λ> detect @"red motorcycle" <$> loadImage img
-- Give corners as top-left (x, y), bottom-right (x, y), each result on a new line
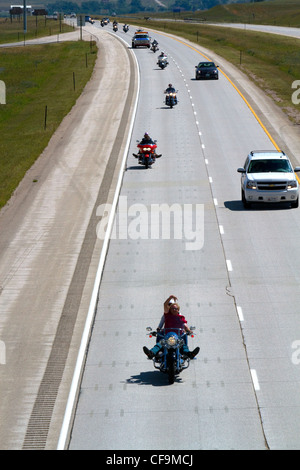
top-left (133, 139), bottom-right (161, 169)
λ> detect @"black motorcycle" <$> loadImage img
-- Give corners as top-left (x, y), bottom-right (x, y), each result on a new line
top-left (157, 56), bottom-right (168, 69)
top-left (165, 89), bottom-right (178, 108)
top-left (151, 40), bottom-right (159, 53)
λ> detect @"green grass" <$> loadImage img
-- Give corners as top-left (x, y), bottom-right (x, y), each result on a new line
top-left (200, 0), bottom-right (300, 27)
top-left (0, 15), bottom-right (74, 44)
top-left (134, 0), bottom-right (300, 27)
top-left (0, 40), bottom-right (97, 208)
top-left (123, 17), bottom-right (300, 127)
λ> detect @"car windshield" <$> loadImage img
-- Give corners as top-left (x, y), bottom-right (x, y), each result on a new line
top-left (198, 62), bottom-right (215, 68)
top-left (247, 159), bottom-right (293, 173)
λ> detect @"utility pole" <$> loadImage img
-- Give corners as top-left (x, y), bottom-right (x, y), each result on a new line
top-left (23, 0), bottom-right (27, 33)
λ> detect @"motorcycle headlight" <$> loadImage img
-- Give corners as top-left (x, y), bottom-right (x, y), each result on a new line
top-left (144, 147), bottom-right (151, 151)
top-left (167, 336), bottom-right (177, 347)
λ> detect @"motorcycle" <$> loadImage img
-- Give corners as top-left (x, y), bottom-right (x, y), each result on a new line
top-left (133, 140), bottom-right (160, 169)
top-left (123, 24), bottom-right (129, 33)
top-left (157, 56), bottom-right (168, 69)
top-left (146, 327), bottom-right (196, 384)
top-left (165, 89), bottom-right (178, 108)
top-left (113, 24), bottom-right (118, 32)
top-left (151, 40), bottom-right (159, 53)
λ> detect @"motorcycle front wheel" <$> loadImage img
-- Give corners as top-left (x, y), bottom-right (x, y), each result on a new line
top-left (167, 355), bottom-right (176, 384)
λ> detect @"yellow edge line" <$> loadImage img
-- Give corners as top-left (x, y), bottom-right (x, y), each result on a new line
top-left (153, 30), bottom-right (300, 182)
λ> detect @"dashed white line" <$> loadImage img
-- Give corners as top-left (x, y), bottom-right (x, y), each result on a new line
top-left (226, 259), bottom-right (233, 271)
top-left (237, 305), bottom-right (244, 322)
top-left (250, 369), bottom-right (260, 391)
top-left (219, 225), bottom-right (224, 235)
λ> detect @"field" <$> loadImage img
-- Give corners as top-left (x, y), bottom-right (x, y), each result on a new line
top-left (0, 15), bottom-right (74, 43)
top-left (197, 0), bottom-right (300, 27)
top-left (0, 17), bottom-right (97, 208)
top-left (142, 0), bottom-right (300, 27)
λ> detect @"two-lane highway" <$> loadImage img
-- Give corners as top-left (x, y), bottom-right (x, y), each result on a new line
top-left (67, 24), bottom-right (300, 449)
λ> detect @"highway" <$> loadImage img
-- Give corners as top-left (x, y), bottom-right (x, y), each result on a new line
top-left (66, 24), bottom-right (300, 450)
top-left (207, 23), bottom-right (300, 39)
top-left (0, 25), bottom-right (138, 449)
top-left (0, 20), bottom-right (300, 450)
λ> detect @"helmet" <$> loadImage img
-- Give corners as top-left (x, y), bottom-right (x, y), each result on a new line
top-left (168, 84), bottom-right (172, 87)
top-left (144, 132), bottom-right (150, 138)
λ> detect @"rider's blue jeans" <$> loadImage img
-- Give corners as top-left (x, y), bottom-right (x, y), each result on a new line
top-left (150, 333), bottom-right (190, 356)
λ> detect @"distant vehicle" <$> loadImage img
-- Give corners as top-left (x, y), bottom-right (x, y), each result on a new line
top-left (237, 150), bottom-right (300, 208)
top-left (85, 15), bottom-right (95, 24)
top-left (132, 31), bottom-right (151, 48)
top-left (195, 61), bottom-right (219, 80)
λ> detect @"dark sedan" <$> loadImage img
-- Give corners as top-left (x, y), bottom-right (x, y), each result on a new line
top-left (195, 61), bottom-right (219, 80)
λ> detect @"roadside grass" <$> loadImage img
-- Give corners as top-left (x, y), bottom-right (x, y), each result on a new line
top-left (141, 0), bottom-right (300, 27)
top-left (0, 40), bottom-right (97, 208)
top-left (0, 15), bottom-right (74, 44)
top-left (124, 18), bottom-right (300, 125)
top-left (192, 0), bottom-right (300, 27)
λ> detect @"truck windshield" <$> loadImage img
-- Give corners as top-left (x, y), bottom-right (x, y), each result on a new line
top-left (248, 159), bottom-right (292, 173)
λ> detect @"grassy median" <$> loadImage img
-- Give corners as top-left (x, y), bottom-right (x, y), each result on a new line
top-left (0, 40), bottom-right (97, 209)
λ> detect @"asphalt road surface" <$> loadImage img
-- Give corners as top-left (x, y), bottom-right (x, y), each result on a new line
top-left (0, 25), bottom-right (138, 449)
top-left (207, 23), bottom-right (300, 39)
top-left (67, 24), bottom-right (300, 450)
top-left (1, 21), bottom-right (300, 451)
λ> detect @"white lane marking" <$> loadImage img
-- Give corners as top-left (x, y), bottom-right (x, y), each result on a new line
top-left (56, 37), bottom-right (140, 451)
top-left (219, 225), bottom-right (224, 235)
top-left (226, 259), bottom-right (233, 271)
top-left (237, 306), bottom-right (244, 322)
top-left (251, 369), bottom-right (260, 391)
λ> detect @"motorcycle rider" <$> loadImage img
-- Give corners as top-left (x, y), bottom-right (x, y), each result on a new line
top-left (143, 295), bottom-right (200, 360)
top-left (133, 133), bottom-right (162, 159)
top-left (165, 83), bottom-right (177, 105)
top-left (140, 132), bottom-right (154, 145)
top-left (158, 51), bottom-right (167, 60)
top-left (165, 83), bottom-right (175, 93)
top-left (151, 39), bottom-right (159, 51)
